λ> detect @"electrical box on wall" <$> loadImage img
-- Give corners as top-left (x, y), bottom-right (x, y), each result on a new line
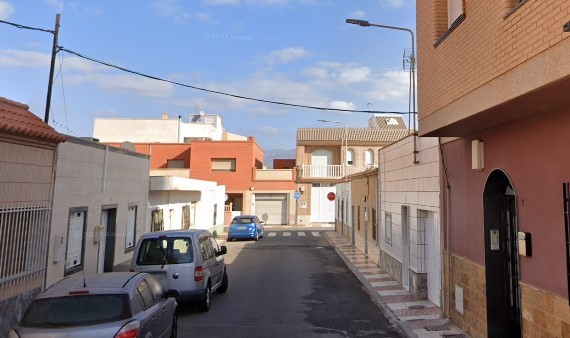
top-left (518, 232), bottom-right (532, 256)
top-left (53, 234), bottom-right (65, 263)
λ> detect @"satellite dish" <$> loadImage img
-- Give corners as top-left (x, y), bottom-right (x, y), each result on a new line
top-left (199, 111), bottom-right (205, 116)
top-left (120, 141), bottom-right (135, 152)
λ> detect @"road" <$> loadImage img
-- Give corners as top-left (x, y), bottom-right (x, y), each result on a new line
top-left (177, 228), bottom-right (404, 338)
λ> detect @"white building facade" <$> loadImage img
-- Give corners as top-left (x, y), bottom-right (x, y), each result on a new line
top-left (46, 137), bottom-right (150, 287)
top-left (378, 136), bottom-right (441, 305)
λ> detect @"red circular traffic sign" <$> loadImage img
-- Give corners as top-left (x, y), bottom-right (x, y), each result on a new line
top-left (327, 192), bottom-right (336, 201)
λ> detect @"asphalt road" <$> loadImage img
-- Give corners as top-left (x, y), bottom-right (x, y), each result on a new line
top-left (177, 228), bottom-right (404, 338)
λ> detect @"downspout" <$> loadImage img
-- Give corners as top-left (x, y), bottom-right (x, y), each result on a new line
top-left (102, 145), bottom-right (108, 192)
top-left (43, 145), bottom-right (59, 290)
top-left (439, 138), bottom-right (452, 317)
top-left (177, 115), bottom-right (182, 143)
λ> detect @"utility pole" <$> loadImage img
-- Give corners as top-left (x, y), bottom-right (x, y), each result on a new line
top-left (44, 13), bottom-right (60, 123)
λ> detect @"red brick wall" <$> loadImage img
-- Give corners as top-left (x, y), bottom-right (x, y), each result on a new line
top-left (273, 159), bottom-right (296, 169)
top-left (417, 0), bottom-right (570, 120)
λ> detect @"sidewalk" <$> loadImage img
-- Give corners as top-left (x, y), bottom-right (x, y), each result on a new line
top-left (323, 231), bottom-right (468, 338)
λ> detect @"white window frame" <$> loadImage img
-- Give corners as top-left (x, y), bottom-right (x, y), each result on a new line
top-left (346, 149), bottom-right (355, 166)
top-left (365, 149), bottom-right (374, 166)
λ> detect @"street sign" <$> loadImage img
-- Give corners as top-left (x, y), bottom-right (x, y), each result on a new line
top-left (293, 192), bottom-right (301, 200)
top-left (327, 192), bottom-right (336, 201)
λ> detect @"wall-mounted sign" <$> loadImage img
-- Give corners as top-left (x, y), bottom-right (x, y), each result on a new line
top-left (293, 192), bottom-right (301, 200)
top-left (300, 202), bottom-right (307, 209)
top-left (327, 192), bottom-right (336, 201)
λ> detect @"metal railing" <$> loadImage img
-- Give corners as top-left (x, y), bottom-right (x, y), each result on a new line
top-left (297, 164), bottom-right (378, 179)
top-left (0, 202), bottom-right (51, 300)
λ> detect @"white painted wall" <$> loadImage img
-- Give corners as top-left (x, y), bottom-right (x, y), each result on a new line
top-left (47, 138), bottom-right (150, 287)
top-left (148, 177), bottom-right (225, 231)
top-left (378, 136), bottom-right (440, 275)
top-left (93, 115), bottom-right (228, 143)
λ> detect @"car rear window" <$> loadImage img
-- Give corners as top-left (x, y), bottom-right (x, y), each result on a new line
top-left (137, 237), bottom-right (194, 265)
top-left (232, 218), bottom-right (254, 224)
top-left (20, 294), bottom-right (130, 327)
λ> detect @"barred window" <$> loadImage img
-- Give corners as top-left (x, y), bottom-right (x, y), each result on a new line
top-left (151, 209), bottom-right (164, 232)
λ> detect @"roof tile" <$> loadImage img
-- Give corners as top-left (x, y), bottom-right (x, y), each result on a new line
top-left (0, 97), bottom-right (66, 143)
top-left (297, 127), bottom-right (409, 143)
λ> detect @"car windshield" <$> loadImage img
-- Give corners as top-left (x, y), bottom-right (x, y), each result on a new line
top-left (232, 218), bottom-right (254, 224)
top-left (137, 237), bottom-right (194, 265)
top-left (20, 294), bottom-right (130, 328)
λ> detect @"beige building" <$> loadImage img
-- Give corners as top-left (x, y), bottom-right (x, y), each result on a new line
top-left (0, 98), bottom-right (66, 336)
top-left (296, 115), bottom-right (408, 225)
top-left (46, 137), bottom-right (150, 287)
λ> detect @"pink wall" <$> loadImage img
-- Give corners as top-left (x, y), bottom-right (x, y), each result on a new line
top-left (443, 106), bottom-right (570, 298)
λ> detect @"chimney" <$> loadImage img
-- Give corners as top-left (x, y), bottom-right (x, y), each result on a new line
top-left (161, 112), bottom-right (169, 120)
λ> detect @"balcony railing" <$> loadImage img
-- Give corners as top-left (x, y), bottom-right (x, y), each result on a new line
top-left (297, 164), bottom-right (378, 180)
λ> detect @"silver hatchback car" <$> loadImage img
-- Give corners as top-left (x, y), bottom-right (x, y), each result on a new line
top-left (9, 272), bottom-right (177, 338)
top-left (130, 229), bottom-right (228, 311)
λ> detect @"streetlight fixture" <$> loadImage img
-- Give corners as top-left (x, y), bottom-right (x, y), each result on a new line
top-left (317, 119), bottom-right (354, 244)
top-left (346, 18), bottom-right (419, 164)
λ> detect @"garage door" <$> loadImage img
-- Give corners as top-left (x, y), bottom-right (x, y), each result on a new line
top-left (255, 194), bottom-right (287, 225)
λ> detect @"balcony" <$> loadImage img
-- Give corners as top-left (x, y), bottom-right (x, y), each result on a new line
top-left (297, 164), bottom-right (378, 180)
top-left (253, 169), bottom-right (295, 181)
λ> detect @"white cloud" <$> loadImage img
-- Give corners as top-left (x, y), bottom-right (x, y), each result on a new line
top-left (268, 47), bottom-right (309, 64)
top-left (257, 126), bottom-right (280, 135)
top-left (364, 70), bottom-right (410, 101)
top-left (0, 1), bottom-right (14, 20)
top-left (381, 0), bottom-right (405, 8)
top-left (0, 50), bottom-right (49, 68)
top-left (43, 0), bottom-right (64, 12)
top-left (66, 73), bottom-right (174, 98)
top-left (329, 100), bottom-right (356, 111)
top-left (305, 61), bottom-right (371, 84)
top-left (349, 10), bottom-right (365, 19)
top-left (301, 67), bottom-right (329, 80)
top-left (152, 0), bottom-right (190, 22)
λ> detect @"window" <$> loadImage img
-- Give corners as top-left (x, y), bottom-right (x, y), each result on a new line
top-left (211, 158), bottom-right (236, 172)
top-left (365, 149), bottom-right (374, 166)
top-left (136, 279), bottom-right (155, 309)
top-left (65, 208), bottom-right (87, 276)
top-left (209, 237), bottom-right (219, 257)
top-left (182, 205), bottom-right (191, 229)
top-left (125, 205), bottom-right (137, 251)
top-left (136, 237), bottom-right (194, 265)
top-left (372, 208), bottom-right (377, 241)
top-left (151, 209), bottom-right (164, 232)
top-left (385, 213), bottom-right (392, 245)
top-left (346, 149), bottom-right (354, 166)
top-left (167, 159), bottom-right (184, 168)
top-left (447, 0), bottom-right (464, 27)
top-left (357, 205), bottom-right (361, 231)
top-left (200, 237), bottom-right (214, 260)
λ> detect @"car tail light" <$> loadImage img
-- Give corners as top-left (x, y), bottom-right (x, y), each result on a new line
top-left (194, 266), bottom-right (203, 281)
top-left (115, 320), bottom-right (140, 338)
top-left (8, 329), bottom-right (20, 338)
top-left (129, 269), bottom-right (134, 272)
top-left (68, 290), bottom-right (89, 295)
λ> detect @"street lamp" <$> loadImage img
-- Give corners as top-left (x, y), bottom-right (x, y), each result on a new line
top-left (317, 119), bottom-right (354, 244)
top-left (346, 18), bottom-right (418, 165)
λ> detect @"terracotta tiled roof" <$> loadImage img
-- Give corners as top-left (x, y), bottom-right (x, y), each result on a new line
top-left (0, 97), bottom-right (66, 143)
top-left (297, 127), bottom-right (409, 143)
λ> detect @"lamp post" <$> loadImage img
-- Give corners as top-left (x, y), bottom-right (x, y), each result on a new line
top-left (317, 119), bottom-right (353, 244)
top-left (346, 18), bottom-right (418, 165)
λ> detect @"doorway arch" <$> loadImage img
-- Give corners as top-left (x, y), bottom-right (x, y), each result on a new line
top-left (483, 169), bottom-right (521, 337)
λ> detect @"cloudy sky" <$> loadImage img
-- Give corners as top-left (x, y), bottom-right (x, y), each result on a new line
top-left (0, 0), bottom-right (416, 150)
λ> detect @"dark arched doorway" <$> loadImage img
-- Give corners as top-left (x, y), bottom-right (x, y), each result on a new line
top-left (483, 169), bottom-right (521, 337)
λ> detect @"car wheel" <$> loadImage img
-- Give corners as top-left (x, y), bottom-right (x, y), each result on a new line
top-left (170, 312), bottom-right (178, 338)
top-left (227, 236), bottom-right (233, 242)
top-left (200, 283), bottom-right (211, 312)
top-left (217, 270), bottom-right (229, 294)
top-left (254, 231), bottom-right (259, 241)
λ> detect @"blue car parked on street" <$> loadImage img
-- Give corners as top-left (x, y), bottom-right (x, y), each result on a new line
top-left (228, 215), bottom-right (264, 241)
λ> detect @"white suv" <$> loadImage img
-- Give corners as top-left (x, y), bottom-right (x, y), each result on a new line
top-left (130, 229), bottom-right (228, 311)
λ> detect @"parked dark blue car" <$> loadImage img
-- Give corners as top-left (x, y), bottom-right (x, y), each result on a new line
top-left (228, 215), bottom-right (264, 241)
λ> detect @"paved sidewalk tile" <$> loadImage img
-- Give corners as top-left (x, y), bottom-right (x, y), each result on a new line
top-left (323, 231), bottom-right (468, 338)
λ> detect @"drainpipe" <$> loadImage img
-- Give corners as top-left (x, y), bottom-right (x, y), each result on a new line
top-left (439, 138), bottom-right (452, 317)
top-left (43, 145), bottom-right (59, 290)
top-left (102, 145), bottom-right (108, 192)
top-left (177, 115), bottom-right (182, 143)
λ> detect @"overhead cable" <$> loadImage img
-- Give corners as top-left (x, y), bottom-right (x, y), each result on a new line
top-left (0, 18), bottom-right (54, 34)
top-left (58, 47), bottom-right (410, 115)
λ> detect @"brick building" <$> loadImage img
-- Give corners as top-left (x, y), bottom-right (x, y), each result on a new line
top-left (417, 0), bottom-right (570, 336)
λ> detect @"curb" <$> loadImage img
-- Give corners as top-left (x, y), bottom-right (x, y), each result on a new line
top-left (323, 232), bottom-right (418, 338)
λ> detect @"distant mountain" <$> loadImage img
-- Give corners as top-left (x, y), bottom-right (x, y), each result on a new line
top-left (263, 149), bottom-right (296, 169)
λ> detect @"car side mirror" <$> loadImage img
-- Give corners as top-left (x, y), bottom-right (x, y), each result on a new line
top-left (217, 246), bottom-right (227, 256)
top-left (165, 289), bottom-right (178, 299)
top-left (260, 221), bottom-right (264, 224)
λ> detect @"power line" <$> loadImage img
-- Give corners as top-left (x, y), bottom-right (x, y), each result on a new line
top-left (0, 18), bottom-right (54, 34)
top-left (57, 47), bottom-right (410, 115)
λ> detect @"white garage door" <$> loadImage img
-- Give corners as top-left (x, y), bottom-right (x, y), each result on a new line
top-left (255, 194), bottom-right (287, 225)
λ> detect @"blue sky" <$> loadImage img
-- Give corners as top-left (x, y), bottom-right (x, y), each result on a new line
top-left (0, 0), bottom-right (416, 150)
